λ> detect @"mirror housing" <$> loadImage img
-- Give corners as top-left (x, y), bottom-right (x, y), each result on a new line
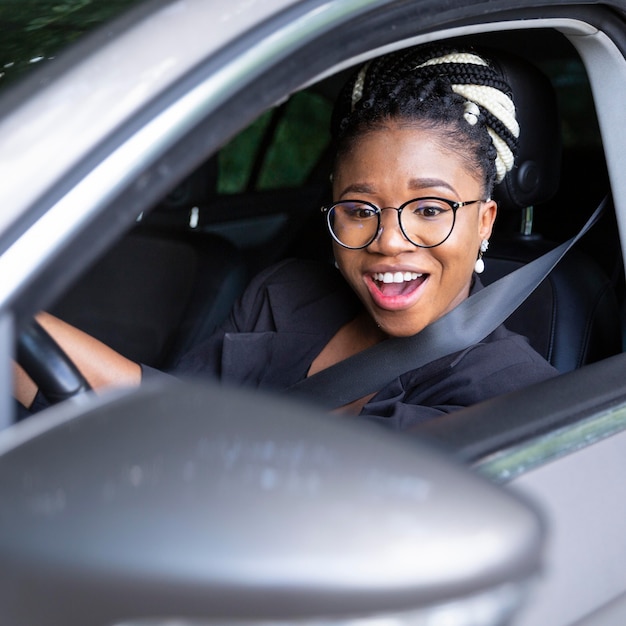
top-left (0, 381), bottom-right (544, 625)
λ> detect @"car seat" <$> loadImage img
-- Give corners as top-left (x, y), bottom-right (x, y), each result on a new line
top-left (483, 50), bottom-right (622, 372)
top-left (49, 162), bottom-right (248, 371)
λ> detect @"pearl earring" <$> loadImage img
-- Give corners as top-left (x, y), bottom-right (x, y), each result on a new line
top-left (474, 239), bottom-right (489, 274)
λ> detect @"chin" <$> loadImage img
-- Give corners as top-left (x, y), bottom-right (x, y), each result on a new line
top-left (375, 314), bottom-right (428, 338)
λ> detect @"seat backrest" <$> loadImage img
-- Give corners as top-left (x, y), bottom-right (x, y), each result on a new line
top-left (482, 240), bottom-right (621, 371)
top-left (50, 228), bottom-right (248, 370)
top-left (482, 49), bottom-right (622, 372)
top-left (50, 153), bottom-right (249, 370)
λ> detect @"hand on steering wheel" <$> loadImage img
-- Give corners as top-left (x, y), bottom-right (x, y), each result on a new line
top-left (17, 319), bottom-right (91, 405)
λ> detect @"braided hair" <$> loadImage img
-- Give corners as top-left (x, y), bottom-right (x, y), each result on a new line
top-left (331, 46), bottom-right (520, 197)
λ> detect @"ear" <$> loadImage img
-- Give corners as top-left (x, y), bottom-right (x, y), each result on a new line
top-left (478, 200), bottom-right (498, 240)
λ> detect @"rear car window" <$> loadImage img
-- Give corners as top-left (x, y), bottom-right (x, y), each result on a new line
top-left (218, 90), bottom-right (333, 193)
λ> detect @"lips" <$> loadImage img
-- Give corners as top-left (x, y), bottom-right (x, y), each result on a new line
top-left (366, 269), bottom-right (428, 309)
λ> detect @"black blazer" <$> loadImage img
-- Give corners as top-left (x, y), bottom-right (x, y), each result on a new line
top-left (171, 258), bottom-right (557, 430)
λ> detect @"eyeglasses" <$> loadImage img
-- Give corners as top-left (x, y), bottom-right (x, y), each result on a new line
top-left (321, 197), bottom-right (484, 249)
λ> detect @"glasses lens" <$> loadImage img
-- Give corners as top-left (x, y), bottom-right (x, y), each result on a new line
top-left (400, 198), bottom-right (456, 247)
top-left (328, 202), bottom-right (379, 248)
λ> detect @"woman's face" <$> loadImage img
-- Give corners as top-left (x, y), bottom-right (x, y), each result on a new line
top-left (332, 122), bottom-right (497, 337)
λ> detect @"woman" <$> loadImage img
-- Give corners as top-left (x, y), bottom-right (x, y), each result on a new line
top-left (16, 45), bottom-right (557, 428)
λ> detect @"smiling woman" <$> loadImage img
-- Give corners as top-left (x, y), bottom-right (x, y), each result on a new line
top-left (326, 48), bottom-right (514, 342)
top-left (15, 42), bottom-right (558, 428)
top-left (329, 126), bottom-right (495, 338)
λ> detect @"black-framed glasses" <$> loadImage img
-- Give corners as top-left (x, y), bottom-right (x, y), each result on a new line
top-left (322, 197), bottom-right (484, 250)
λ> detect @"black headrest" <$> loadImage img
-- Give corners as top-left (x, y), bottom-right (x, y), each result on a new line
top-left (488, 50), bottom-right (561, 211)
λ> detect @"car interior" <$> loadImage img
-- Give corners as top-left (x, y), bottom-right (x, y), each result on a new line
top-left (40, 27), bottom-right (624, 412)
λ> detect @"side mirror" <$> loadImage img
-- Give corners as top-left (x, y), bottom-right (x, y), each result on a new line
top-left (0, 380), bottom-right (544, 625)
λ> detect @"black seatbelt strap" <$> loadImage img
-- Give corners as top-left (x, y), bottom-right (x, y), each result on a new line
top-left (286, 197), bottom-right (607, 408)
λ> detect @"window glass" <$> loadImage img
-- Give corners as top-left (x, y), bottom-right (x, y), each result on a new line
top-left (537, 57), bottom-right (601, 148)
top-left (257, 91), bottom-right (332, 190)
top-left (218, 91), bottom-right (332, 194)
top-left (217, 110), bottom-right (272, 194)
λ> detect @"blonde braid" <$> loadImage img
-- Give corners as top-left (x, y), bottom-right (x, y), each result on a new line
top-left (334, 45), bottom-right (521, 192)
top-left (415, 52), bottom-right (520, 183)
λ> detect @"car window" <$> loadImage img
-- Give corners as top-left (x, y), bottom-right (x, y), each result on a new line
top-left (531, 53), bottom-right (610, 260)
top-left (218, 90), bottom-right (333, 194)
top-left (0, 0), bottom-right (142, 90)
top-left (540, 56), bottom-right (602, 150)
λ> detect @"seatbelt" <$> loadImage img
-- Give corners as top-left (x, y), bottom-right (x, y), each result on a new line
top-left (286, 197), bottom-right (607, 408)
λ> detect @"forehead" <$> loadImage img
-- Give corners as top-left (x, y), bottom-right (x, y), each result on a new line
top-left (333, 125), bottom-right (484, 194)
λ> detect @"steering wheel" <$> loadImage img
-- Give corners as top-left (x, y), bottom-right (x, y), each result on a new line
top-left (17, 320), bottom-right (91, 405)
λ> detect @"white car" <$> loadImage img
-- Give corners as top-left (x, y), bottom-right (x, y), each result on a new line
top-left (0, 1), bottom-right (625, 624)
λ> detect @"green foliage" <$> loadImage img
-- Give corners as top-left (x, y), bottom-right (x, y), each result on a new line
top-left (218, 92), bottom-right (332, 194)
top-left (0, 0), bottom-right (140, 87)
top-left (258, 91), bottom-right (332, 190)
top-left (218, 111), bottom-right (273, 195)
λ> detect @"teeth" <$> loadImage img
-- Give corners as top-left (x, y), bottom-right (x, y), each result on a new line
top-left (374, 271), bottom-right (422, 283)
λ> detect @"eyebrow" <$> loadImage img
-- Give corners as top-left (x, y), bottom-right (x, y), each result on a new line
top-left (408, 177), bottom-right (458, 195)
top-left (337, 183), bottom-right (375, 197)
top-left (338, 178), bottom-right (459, 199)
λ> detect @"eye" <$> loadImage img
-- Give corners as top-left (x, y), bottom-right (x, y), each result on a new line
top-left (410, 199), bottom-right (451, 218)
top-left (340, 203), bottom-right (378, 219)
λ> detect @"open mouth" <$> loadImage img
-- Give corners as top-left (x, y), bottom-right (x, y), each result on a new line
top-left (372, 271), bottom-right (426, 297)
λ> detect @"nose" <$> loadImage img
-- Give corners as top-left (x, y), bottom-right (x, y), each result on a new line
top-left (368, 207), bottom-right (414, 254)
